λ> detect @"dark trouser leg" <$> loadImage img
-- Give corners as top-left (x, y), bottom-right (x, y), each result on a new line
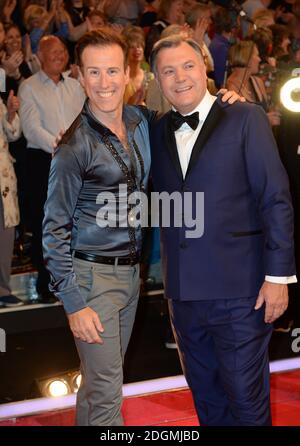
top-left (169, 297), bottom-right (272, 426)
top-left (169, 299), bottom-right (234, 426)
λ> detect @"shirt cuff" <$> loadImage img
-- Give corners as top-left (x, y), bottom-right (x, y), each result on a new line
top-left (265, 275), bottom-right (297, 284)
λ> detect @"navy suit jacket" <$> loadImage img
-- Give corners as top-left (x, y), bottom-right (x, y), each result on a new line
top-left (150, 96), bottom-right (295, 301)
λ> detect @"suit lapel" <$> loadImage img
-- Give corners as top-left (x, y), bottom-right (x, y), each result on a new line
top-left (162, 101), bottom-right (225, 182)
top-left (163, 112), bottom-right (184, 181)
top-left (186, 100), bottom-right (225, 177)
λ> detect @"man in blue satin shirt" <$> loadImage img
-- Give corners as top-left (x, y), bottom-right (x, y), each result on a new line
top-left (43, 28), bottom-right (241, 426)
top-left (43, 28), bottom-right (152, 426)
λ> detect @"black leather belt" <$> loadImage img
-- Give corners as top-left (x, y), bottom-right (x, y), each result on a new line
top-left (74, 251), bottom-right (139, 266)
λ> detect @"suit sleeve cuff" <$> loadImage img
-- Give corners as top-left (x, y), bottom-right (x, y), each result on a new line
top-left (265, 275), bottom-right (297, 284)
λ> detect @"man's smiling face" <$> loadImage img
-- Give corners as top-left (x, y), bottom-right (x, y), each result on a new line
top-left (79, 44), bottom-right (129, 120)
top-left (156, 41), bottom-right (207, 114)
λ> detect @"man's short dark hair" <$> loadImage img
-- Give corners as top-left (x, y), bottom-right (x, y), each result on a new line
top-left (150, 35), bottom-right (204, 75)
top-left (75, 27), bottom-right (128, 68)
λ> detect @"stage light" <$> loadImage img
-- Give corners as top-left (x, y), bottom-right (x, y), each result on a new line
top-left (46, 379), bottom-right (70, 397)
top-left (71, 372), bottom-right (82, 393)
top-left (35, 370), bottom-right (81, 398)
top-left (280, 68), bottom-right (300, 113)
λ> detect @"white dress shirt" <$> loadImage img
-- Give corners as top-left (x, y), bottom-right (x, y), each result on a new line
top-left (174, 89), bottom-right (216, 179)
top-left (174, 89), bottom-right (297, 285)
top-left (18, 70), bottom-right (86, 154)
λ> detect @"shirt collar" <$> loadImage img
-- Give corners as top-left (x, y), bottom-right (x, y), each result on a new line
top-left (39, 70), bottom-right (66, 84)
top-left (82, 100), bottom-right (142, 137)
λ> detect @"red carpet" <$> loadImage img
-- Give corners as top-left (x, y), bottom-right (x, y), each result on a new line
top-left (1, 370), bottom-right (300, 426)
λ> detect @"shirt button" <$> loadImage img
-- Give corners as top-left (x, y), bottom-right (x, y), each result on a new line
top-left (180, 242), bottom-right (187, 249)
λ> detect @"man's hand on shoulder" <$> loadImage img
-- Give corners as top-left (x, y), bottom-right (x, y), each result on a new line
top-left (218, 88), bottom-right (246, 104)
top-left (255, 281), bottom-right (289, 324)
top-left (53, 129), bottom-right (65, 152)
top-left (67, 307), bottom-right (104, 344)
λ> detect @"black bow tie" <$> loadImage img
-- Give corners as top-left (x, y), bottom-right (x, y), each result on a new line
top-left (171, 111), bottom-right (199, 131)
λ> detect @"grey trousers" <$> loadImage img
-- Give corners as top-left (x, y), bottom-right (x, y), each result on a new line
top-left (72, 257), bottom-right (140, 426)
top-left (0, 198), bottom-right (14, 297)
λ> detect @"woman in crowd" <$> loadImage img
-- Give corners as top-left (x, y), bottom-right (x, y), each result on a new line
top-left (3, 24), bottom-right (40, 93)
top-left (122, 26), bottom-right (154, 105)
top-left (0, 21), bottom-right (23, 307)
top-left (3, 24), bottom-right (38, 252)
top-left (270, 23), bottom-right (291, 62)
top-left (226, 40), bottom-right (281, 127)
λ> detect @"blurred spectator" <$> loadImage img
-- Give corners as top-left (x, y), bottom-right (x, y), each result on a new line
top-left (145, 0), bottom-right (183, 61)
top-left (242, 0), bottom-right (272, 18)
top-left (252, 8), bottom-right (275, 30)
top-left (0, 22), bottom-right (3, 62)
top-left (104, 0), bottom-right (145, 26)
top-left (252, 27), bottom-right (277, 106)
top-left (1, 0), bottom-right (17, 26)
top-left (1, 0), bottom-right (28, 36)
top-left (182, 0), bottom-right (197, 15)
top-left (227, 40), bottom-right (281, 127)
top-left (0, 90), bottom-right (23, 307)
top-left (18, 35), bottom-right (85, 303)
top-left (122, 26), bottom-right (154, 105)
top-left (139, 0), bottom-right (160, 33)
top-left (185, 2), bottom-right (214, 74)
top-left (87, 0), bottom-right (107, 12)
top-left (209, 6), bottom-right (235, 88)
top-left (0, 21), bottom-right (25, 79)
top-left (64, 0), bottom-right (89, 25)
top-left (293, 0), bottom-right (300, 18)
top-left (252, 26), bottom-right (274, 64)
top-left (242, 0), bottom-right (272, 36)
top-left (290, 3), bottom-right (300, 55)
top-left (3, 25), bottom-right (40, 247)
top-left (294, 47), bottom-right (300, 61)
top-left (23, 2), bottom-right (68, 53)
top-left (270, 23), bottom-right (291, 62)
top-left (87, 9), bottom-right (107, 29)
top-left (4, 25), bottom-right (40, 92)
top-left (270, 0), bottom-right (296, 24)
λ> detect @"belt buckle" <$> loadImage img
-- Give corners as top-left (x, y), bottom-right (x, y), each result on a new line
top-left (108, 257), bottom-right (115, 265)
top-left (130, 256), bottom-right (138, 266)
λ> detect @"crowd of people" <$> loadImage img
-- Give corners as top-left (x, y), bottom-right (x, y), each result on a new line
top-left (0, 0), bottom-right (299, 307)
top-left (0, 0), bottom-right (300, 426)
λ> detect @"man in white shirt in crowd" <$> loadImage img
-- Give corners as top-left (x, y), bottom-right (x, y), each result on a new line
top-left (104, 0), bottom-right (145, 26)
top-left (18, 35), bottom-right (85, 303)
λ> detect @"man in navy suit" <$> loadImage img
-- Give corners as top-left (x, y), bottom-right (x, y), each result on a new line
top-left (149, 35), bottom-right (296, 426)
